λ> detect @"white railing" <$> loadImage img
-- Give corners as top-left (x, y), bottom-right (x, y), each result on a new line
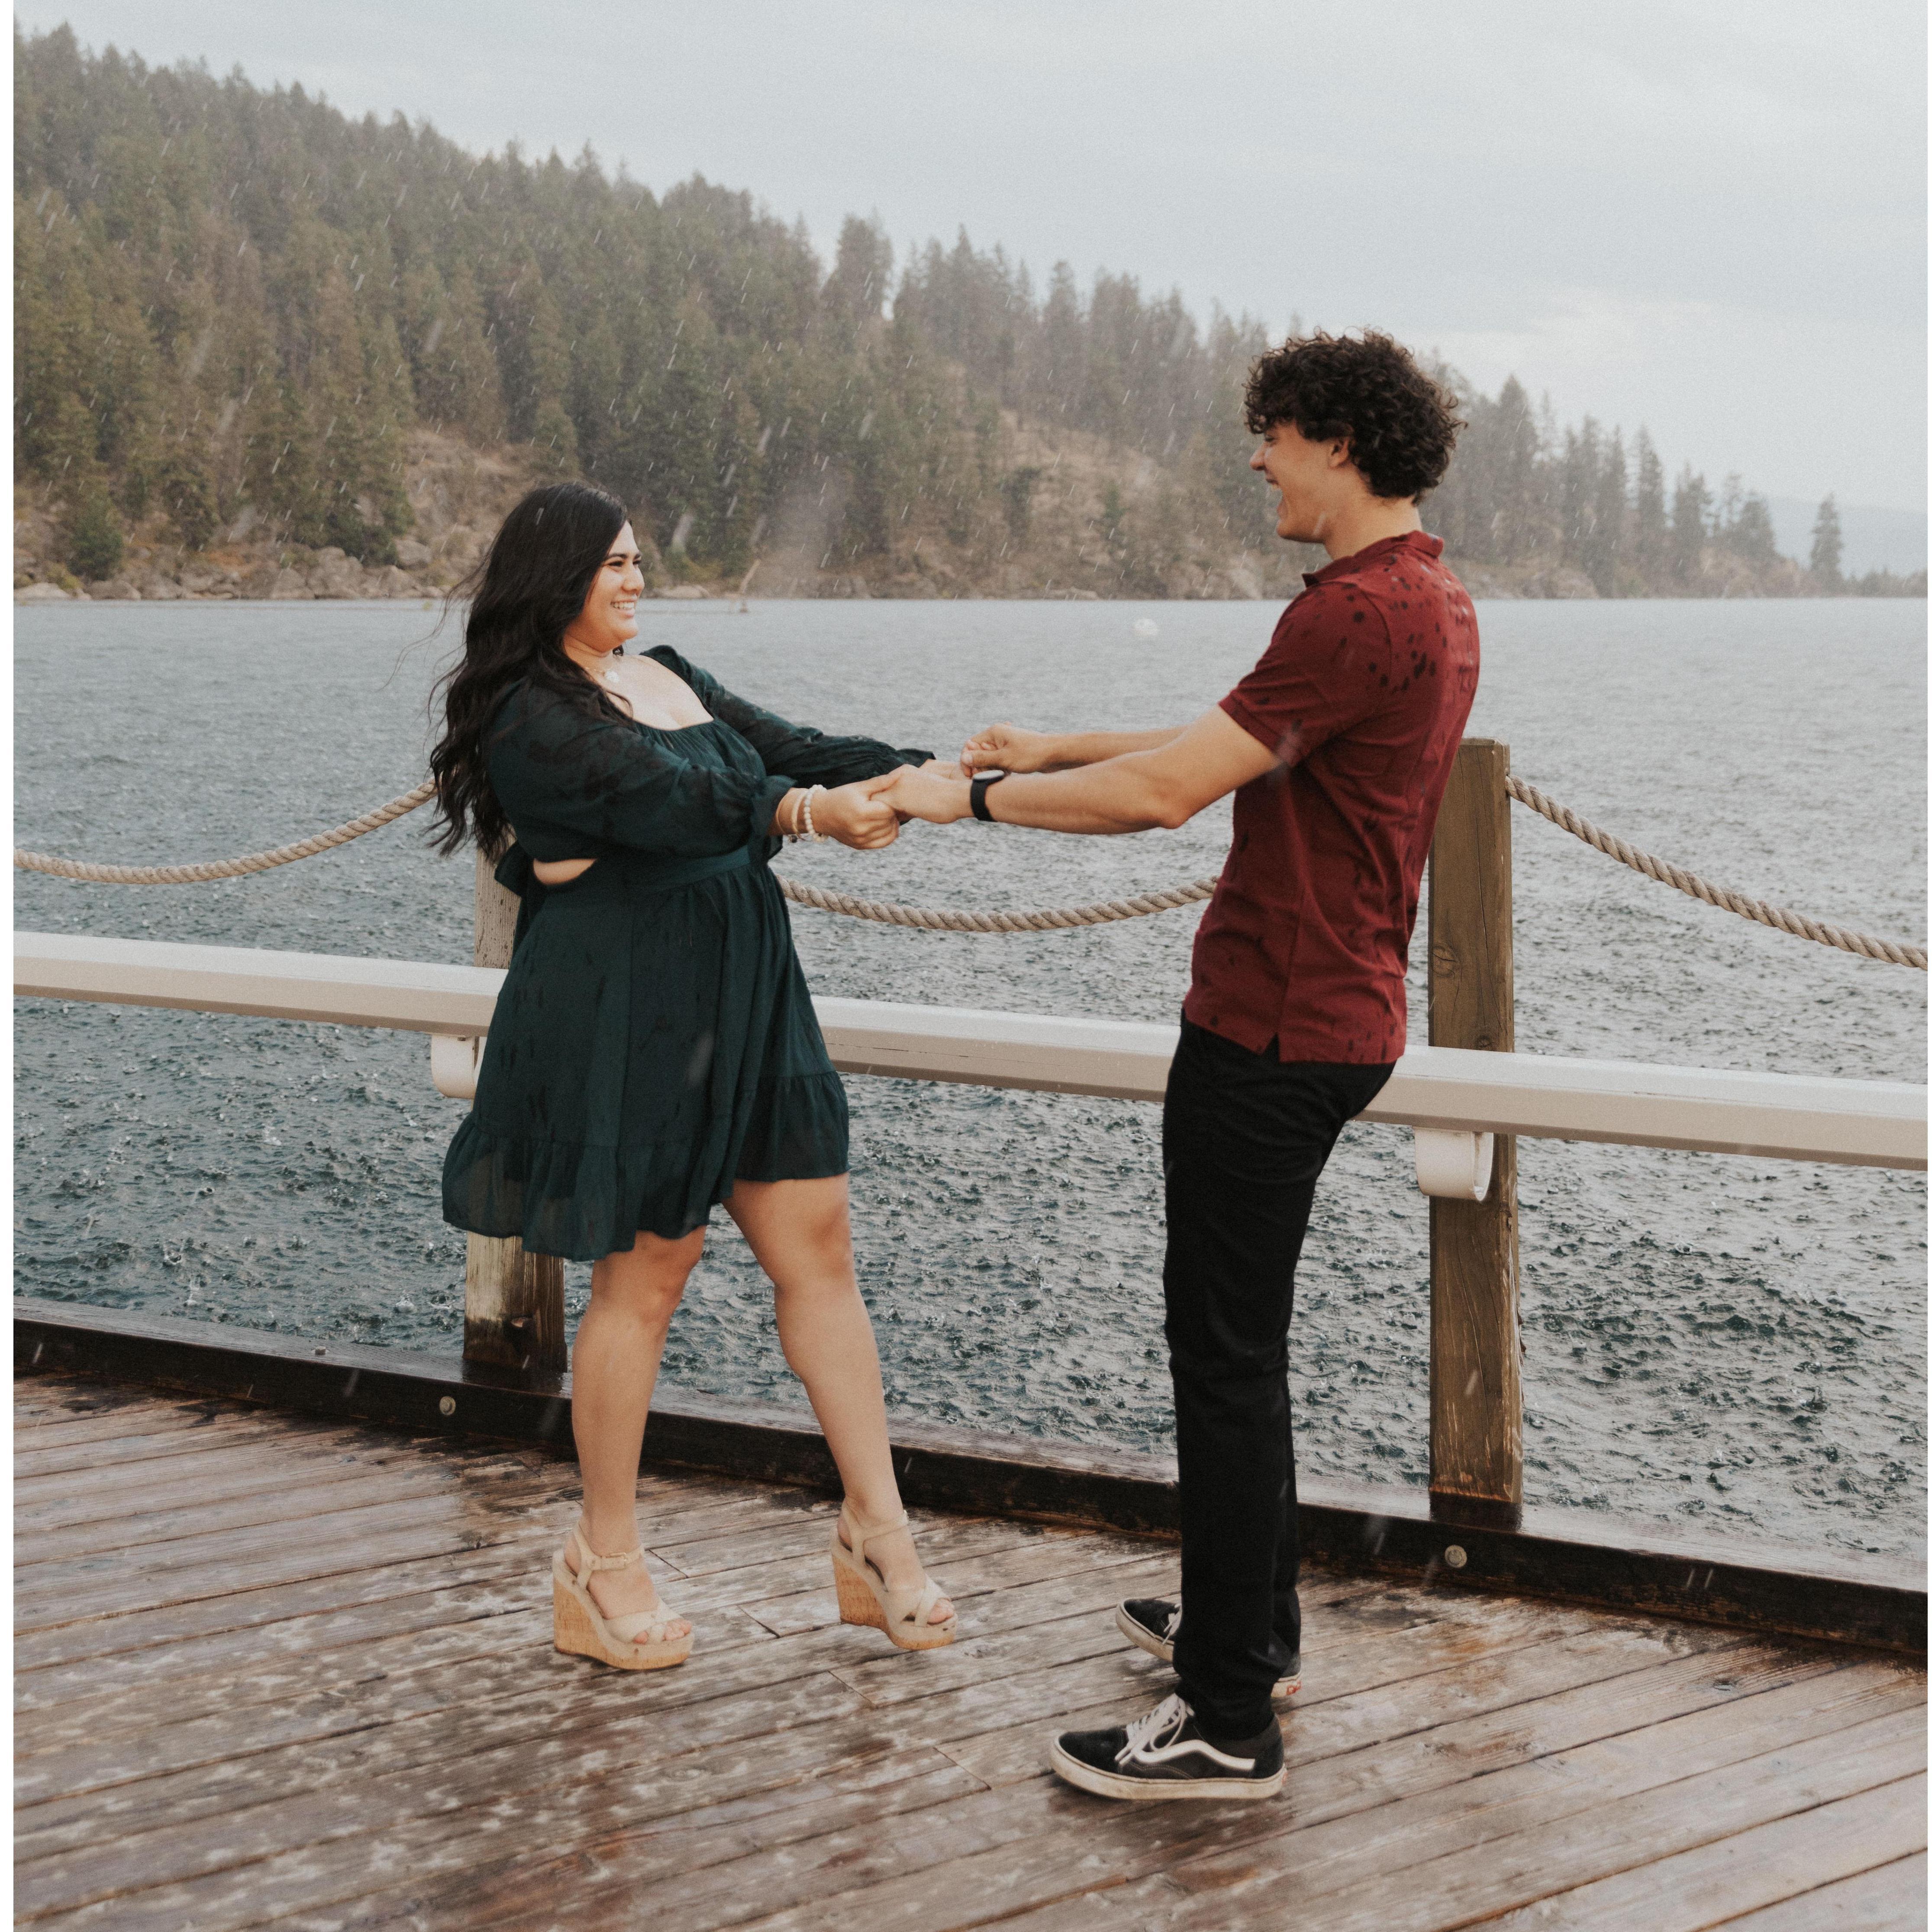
top-left (15, 930), bottom-right (1926, 1173)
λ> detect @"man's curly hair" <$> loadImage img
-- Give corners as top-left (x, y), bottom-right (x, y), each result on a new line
top-left (1244, 330), bottom-right (1464, 502)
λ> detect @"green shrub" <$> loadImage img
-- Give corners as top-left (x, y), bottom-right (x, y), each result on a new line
top-left (159, 457), bottom-right (219, 552)
top-left (68, 486), bottom-right (125, 581)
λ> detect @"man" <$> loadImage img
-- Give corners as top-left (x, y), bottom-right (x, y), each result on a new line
top-left (881, 329), bottom-right (1477, 1800)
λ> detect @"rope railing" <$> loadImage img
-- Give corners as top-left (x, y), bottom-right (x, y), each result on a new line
top-left (13, 772), bottom-right (1926, 968)
top-left (14, 782), bottom-right (439, 886)
top-left (1503, 777), bottom-right (1927, 971)
top-left (773, 874), bottom-right (1219, 933)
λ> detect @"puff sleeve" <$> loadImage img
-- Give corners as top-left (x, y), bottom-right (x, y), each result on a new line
top-left (655, 648), bottom-right (934, 785)
top-left (484, 681), bottom-right (794, 863)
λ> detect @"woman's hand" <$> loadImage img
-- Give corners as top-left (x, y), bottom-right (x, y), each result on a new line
top-left (961, 722), bottom-right (1054, 775)
top-left (874, 764), bottom-right (973, 824)
top-left (812, 774), bottom-right (903, 849)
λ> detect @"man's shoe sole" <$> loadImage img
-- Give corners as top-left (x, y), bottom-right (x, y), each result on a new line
top-left (1049, 1738), bottom-right (1286, 1802)
top-left (1115, 1602), bottom-right (1178, 1664)
top-left (1113, 1605), bottom-right (1302, 1706)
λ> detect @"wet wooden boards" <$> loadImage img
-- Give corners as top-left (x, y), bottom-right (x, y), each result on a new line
top-left (14, 1371), bottom-right (1926, 1930)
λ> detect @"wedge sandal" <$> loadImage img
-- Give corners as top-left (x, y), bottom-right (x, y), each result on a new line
top-left (829, 1505), bottom-right (957, 1651)
top-left (552, 1520), bottom-right (692, 1671)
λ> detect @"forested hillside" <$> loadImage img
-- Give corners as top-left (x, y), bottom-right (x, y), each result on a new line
top-left (15, 26), bottom-right (1918, 601)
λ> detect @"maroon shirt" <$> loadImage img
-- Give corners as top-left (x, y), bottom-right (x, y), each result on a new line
top-left (1184, 531), bottom-right (1479, 1063)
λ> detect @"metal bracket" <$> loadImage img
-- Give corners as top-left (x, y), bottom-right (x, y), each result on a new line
top-left (430, 1033), bottom-right (484, 1102)
top-left (1414, 1128), bottom-right (1494, 1201)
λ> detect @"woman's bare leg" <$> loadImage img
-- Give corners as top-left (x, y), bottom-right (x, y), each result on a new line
top-left (726, 1175), bottom-right (951, 1620)
top-left (568, 1226), bottom-right (706, 1632)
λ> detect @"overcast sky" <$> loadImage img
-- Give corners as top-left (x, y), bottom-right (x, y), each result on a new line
top-left (23, 1), bottom-right (1928, 511)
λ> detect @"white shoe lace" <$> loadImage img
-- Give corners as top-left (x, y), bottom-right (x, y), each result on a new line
top-left (1116, 1694), bottom-right (1191, 1768)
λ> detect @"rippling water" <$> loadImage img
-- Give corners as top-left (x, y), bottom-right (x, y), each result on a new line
top-left (14, 597), bottom-right (1926, 1561)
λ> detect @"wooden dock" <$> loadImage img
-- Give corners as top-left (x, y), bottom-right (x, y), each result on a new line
top-left (15, 1372), bottom-right (1927, 1931)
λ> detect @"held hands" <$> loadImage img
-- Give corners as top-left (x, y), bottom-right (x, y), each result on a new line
top-left (873, 763), bottom-right (973, 824)
top-left (787, 763), bottom-right (972, 847)
top-left (808, 774), bottom-right (903, 849)
top-left (867, 723), bottom-right (1054, 823)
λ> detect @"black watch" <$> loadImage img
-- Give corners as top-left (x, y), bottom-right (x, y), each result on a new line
top-left (969, 773), bottom-right (1008, 822)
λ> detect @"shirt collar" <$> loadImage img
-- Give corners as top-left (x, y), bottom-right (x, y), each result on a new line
top-left (1303, 529), bottom-right (1444, 587)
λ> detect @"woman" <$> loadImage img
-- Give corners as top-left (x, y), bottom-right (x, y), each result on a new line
top-left (431, 482), bottom-right (955, 1671)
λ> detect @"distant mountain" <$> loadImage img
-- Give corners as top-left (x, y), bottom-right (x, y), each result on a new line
top-left (1766, 498), bottom-right (1927, 580)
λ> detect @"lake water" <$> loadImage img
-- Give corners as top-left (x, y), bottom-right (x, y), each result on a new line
top-left (14, 597), bottom-right (1927, 1562)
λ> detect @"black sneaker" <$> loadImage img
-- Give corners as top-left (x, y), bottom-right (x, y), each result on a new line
top-left (1115, 1597), bottom-right (1302, 1706)
top-left (1050, 1693), bottom-right (1285, 1801)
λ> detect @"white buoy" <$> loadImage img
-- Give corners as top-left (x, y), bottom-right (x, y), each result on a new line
top-left (1132, 617), bottom-right (1159, 639)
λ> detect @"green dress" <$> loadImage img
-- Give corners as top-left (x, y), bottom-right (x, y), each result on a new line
top-left (441, 645), bottom-right (930, 1261)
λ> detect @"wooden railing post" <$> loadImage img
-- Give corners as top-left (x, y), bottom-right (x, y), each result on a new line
top-left (462, 850), bottom-right (567, 1378)
top-left (1426, 737), bottom-right (1522, 1529)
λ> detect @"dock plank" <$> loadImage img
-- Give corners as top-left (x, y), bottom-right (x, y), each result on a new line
top-left (14, 1372), bottom-right (1925, 1932)
top-left (14, 1409), bottom-right (323, 1478)
top-left (13, 1422), bottom-right (458, 1505)
top-left (12, 1432), bottom-right (561, 1536)
top-left (1713, 1852), bottom-right (1927, 1930)
top-left (1477, 1770), bottom-right (1928, 1930)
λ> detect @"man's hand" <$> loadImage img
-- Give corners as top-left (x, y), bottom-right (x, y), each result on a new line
top-left (964, 721), bottom-right (1185, 774)
top-left (961, 722), bottom-right (1054, 775)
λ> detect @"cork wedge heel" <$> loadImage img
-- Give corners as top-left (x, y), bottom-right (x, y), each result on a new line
top-left (829, 1505), bottom-right (957, 1651)
top-left (551, 1521), bottom-right (693, 1671)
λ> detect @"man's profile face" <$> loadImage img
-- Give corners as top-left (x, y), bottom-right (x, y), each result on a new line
top-left (1249, 419), bottom-right (1347, 545)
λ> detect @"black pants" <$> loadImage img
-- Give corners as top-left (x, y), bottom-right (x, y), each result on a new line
top-left (1162, 1016), bottom-right (1393, 1739)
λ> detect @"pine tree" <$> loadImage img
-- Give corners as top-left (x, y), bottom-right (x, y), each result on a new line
top-left (1809, 495), bottom-right (1844, 592)
top-left (1558, 419), bottom-right (1599, 573)
top-left (1585, 428), bottom-right (1626, 593)
top-left (568, 310), bottom-right (622, 479)
top-left (1669, 468), bottom-right (1712, 588)
top-left (257, 378), bottom-right (326, 548)
top-left (439, 264), bottom-right (507, 443)
top-left (1715, 473), bottom-right (1745, 543)
top-left (1490, 375), bottom-right (1547, 564)
top-left (1631, 430), bottom-right (1668, 586)
top-left (1036, 262), bottom-right (1084, 424)
top-left (490, 254), bottom-right (576, 470)
top-left (158, 454), bottom-right (218, 551)
top-left (825, 216), bottom-right (892, 342)
top-left (1001, 466), bottom-right (1042, 546)
top-left (1728, 492), bottom-right (1778, 569)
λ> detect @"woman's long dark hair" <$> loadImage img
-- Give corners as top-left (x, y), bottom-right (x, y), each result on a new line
top-left (429, 481), bottom-right (632, 858)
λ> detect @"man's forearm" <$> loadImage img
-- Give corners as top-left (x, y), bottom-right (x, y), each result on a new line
top-left (1036, 727), bottom-right (1184, 770)
top-left (985, 751), bottom-right (1191, 834)
top-left (897, 706), bottom-right (1277, 834)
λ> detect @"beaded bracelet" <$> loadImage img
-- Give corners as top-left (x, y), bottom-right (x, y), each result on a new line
top-left (799, 786), bottom-right (824, 842)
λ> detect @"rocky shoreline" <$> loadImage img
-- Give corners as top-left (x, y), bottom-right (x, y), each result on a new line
top-left (13, 549), bottom-right (726, 605)
top-left (21, 424), bottom-right (1864, 608)
top-left (15, 552), bottom-right (1602, 604)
